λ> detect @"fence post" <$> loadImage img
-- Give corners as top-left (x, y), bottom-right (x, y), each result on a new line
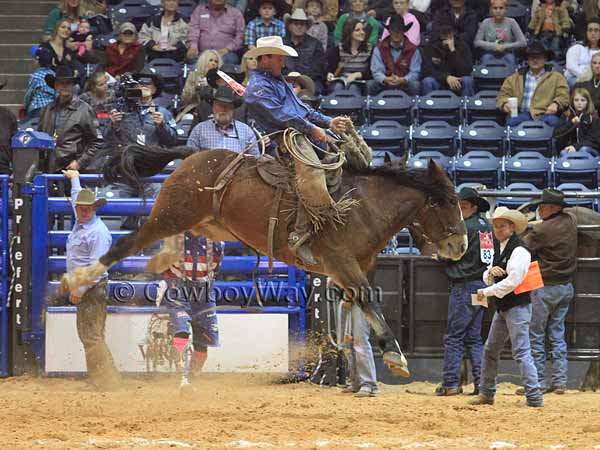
top-left (0, 176), bottom-right (9, 377)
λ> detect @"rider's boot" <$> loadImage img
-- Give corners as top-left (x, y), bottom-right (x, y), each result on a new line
top-left (288, 205), bottom-right (317, 265)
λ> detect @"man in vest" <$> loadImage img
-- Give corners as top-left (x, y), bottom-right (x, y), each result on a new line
top-left (436, 188), bottom-right (492, 396)
top-left (368, 14), bottom-right (421, 96)
top-left (471, 207), bottom-right (544, 408)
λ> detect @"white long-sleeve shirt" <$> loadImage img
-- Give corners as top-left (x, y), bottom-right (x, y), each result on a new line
top-left (565, 44), bottom-right (600, 80)
top-left (482, 238), bottom-right (531, 299)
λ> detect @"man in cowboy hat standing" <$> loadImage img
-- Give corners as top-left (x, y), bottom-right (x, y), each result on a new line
top-left (244, 35), bottom-right (351, 266)
top-left (516, 188), bottom-right (577, 395)
top-left (62, 169), bottom-right (121, 390)
top-left (369, 14), bottom-right (421, 96)
top-left (436, 187), bottom-right (492, 396)
top-left (496, 42), bottom-right (569, 127)
top-left (38, 65), bottom-right (103, 172)
top-left (471, 207), bottom-right (544, 407)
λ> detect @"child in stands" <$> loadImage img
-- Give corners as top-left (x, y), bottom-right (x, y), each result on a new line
top-left (554, 87), bottom-right (600, 156)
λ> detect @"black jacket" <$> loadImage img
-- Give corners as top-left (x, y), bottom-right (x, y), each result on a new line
top-left (421, 36), bottom-right (473, 83)
top-left (0, 106), bottom-right (18, 174)
top-left (445, 214), bottom-right (492, 282)
top-left (432, 6), bottom-right (480, 49)
top-left (554, 112), bottom-right (600, 151)
top-left (283, 35), bottom-right (326, 85)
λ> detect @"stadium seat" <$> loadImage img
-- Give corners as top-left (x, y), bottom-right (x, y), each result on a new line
top-left (554, 151), bottom-right (600, 189)
top-left (415, 90), bottom-right (462, 126)
top-left (359, 120), bottom-right (408, 155)
top-left (367, 90), bottom-right (414, 125)
top-left (93, 32), bottom-right (118, 50)
top-left (463, 90), bottom-right (504, 125)
top-left (454, 150), bottom-right (502, 188)
top-left (109, 0), bottom-right (159, 30)
top-left (412, 120), bottom-right (459, 156)
top-left (460, 120), bottom-right (507, 157)
top-left (319, 90), bottom-right (366, 126)
top-left (408, 151), bottom-right (453, 174)
top-left (177, 0), bottom-right (196, 18)
top-left (473, 60), bottom-right (516, 91)
top-left (505, 151), bottom-right (552, 188)
top-left (508, 120), bottom-right (555, 157)
top-left (556, 183), bottom-right (596, 209)
top-left (18, 117), bottom-right (39, 131)
top-left (145, 58), bottom-right (183, 95)
top-left (506, 0), bottom-right (529, 31)
top-left (496, 182), bottom-right (539, 209)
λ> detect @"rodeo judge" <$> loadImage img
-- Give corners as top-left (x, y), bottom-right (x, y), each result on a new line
top-left (436, 187), bottom-right (492, 396)
top-left (244, 35), bottom-right (352, 267)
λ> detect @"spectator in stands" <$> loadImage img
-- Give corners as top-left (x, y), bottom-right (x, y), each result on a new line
top-left (62, 168), bottom-right (121, 391)
top-left (554, 88), bottom-right (600, 156)
top-left (68, 18), bottom-right (94, 63)
top-left (435, 188), bottom-right (492, 397)
top-left (432, 0), bottom-right (479, 51)
top-left (186, 0), bottom-right (246, 64)
top-left (43, 0), bottom-right (107, 42)
top-left (564, 19), bottom-right (600, 88)
top-left (38, 66), bottom-right (102, 172)
top-left (518, 189), bottom-right (578, 396)
top-left (245, 0), bottom-right (287, 49)
top-left (139, 0), bottom-right (189, 62)
top-left (80, 70), bottom-right (116, 110)
top-left (286, 72), bottom-right (315, 96)
top-left (305, 0), bottom-right (328, 50)
top-left (496, 42), bottom-right (569, 127)
top-left (187, 86), bottom-right (258, 153)
top-left (182, 49), bottom-right (222, 105)
top-left (528, 0), bottom-right (571, 55)
top-left (380, 0), bottom-right (420, 45)
top-left (574, 53), bottom-right (600, 111)
top-left (474, 0), bottom-right (527, 66)
top-left (421, 19), bottom-right (475, 96)
top-left (334, 0), bottom-right (380, 45)
top-left (105, 22), bottom-right (145, 78)
top-left (241, 50), bottom-right (258, 84)
top-left (369, 15), bottom-right (420, 96)
top-left (327, 19), bottom-right (373, 94)
top-left (283, 9), bottom-right (326, 94)
top-left (24, 47), bottom-right (57, 119)
top-left (411, 0), bottom-right (431, 13)
top-left (471, 207), bottom-right (544, 408)
top-left (40, 19), bottom-right (85, 86)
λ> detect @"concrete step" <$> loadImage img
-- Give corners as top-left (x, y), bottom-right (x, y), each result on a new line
top-left (0, 15), bottom-right (45, 29)
top-left (0, 2), bottom-right (54, 15)
top-left (0, 30), bottom-right (46, 44)
top-left (0, 44), bottom-right (37, 58)
top-left (0, 89), bottom-right (25, 104)
top-left (0, 58), bottom-right (36, 74)
top-left (0, 74), bottom-right (29, 90)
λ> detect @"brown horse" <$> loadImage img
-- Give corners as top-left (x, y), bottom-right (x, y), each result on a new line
top-left (63, 142), bottom-right (468, 377)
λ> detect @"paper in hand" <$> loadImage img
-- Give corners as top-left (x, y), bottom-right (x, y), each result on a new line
top-left (471, 293), bottom-right (488, 308)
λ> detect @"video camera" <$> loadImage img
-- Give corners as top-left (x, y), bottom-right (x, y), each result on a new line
top-left (114, 72), bottom-right (143, 113)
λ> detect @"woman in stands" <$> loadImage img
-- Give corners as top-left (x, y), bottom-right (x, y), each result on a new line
top-left (79, 69), bottom-right (116, 133)
top-left (139, 0), bottom-right (189, 62)
top-left (181, 49), bottom-right (222, 105)
top-left (240, 51), bottom-right (258, 86)
top-left (326, 18), bottom-right (373, 95)
top-left (564, 19), bottom-right (600, 88)
top-left (105, 22), bottom-right (146, 78)
top-left (43, 0), bottom-right (107, 42)
top-left (40, 19), bottom-right (85, 86)
top-left (554, 87), bottom-right (600, 157)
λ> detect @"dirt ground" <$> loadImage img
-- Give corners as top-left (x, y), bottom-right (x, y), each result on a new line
top-left (1, 375), bottom-right (600, 450)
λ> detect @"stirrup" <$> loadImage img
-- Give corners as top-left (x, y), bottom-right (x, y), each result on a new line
top-left (288, 232), bottom-right (317, 265)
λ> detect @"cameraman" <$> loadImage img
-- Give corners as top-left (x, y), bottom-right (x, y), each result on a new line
top-left (106, 71), bottom-right (178, 148)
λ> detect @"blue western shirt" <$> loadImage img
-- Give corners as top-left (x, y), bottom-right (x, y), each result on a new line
top-left (24, 67), bottom-right (56, 114)
top-left (187, 118), bottom-right (259, 155)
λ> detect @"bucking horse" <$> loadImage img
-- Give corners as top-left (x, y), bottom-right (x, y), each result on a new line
top-left (60, 136), bottom-right (467, 377)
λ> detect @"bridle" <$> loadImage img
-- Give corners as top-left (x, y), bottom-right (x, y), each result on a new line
top-left (413, 197), bottom-right (465, 246)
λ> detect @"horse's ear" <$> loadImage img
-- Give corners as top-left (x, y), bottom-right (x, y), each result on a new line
top-left (427, 158), bottom-right (444, 178)
top-left (384, 152), bottom-right (392, 164)
top-left (399, 152), bottom-right (408, 168)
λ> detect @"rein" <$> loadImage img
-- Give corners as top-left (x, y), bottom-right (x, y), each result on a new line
top-left (415, 198), bottom-right (463, 246)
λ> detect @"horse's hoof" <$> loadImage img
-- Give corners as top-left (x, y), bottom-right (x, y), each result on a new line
top-left (383, 351), bottom-right (410, 378)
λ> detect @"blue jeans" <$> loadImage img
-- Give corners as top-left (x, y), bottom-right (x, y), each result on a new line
top-left (421, 76), bottom-right (475, 96)
top-left (480, 304), bottom-right (543, 405)
top-left (330, 80), bottom-right (364, 96)
top-left (507, 112), bottom-right (562, 128)
top-left (366, 79), bottom-right (420, 96)
top-left (530, 284), bottom-right (574, 387)
top-left (480, 52), bottom-right (516, 68)
top-left (341, 301), bottom-right (377, 390)
top-left (442, 281), bottom-right (485, 388)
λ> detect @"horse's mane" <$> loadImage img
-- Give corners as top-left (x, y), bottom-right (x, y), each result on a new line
top-left (347, 163), bottom-right (455, 204)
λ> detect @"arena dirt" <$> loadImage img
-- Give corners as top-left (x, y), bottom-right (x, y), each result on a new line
top-left (1, 375), bottom-right (600, 450)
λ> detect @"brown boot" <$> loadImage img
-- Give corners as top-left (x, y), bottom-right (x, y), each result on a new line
top-left (469, 394), bottom-right (494, 405)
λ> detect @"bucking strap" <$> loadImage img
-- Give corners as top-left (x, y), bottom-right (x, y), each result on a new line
top-left (210, 153), bottom-right (247, 222)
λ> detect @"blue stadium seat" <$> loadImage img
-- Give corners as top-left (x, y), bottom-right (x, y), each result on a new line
top-left (454, 151), bottom-right (502, 188)
top-left (18, 117), bottom-right (39, 131)
top-left (145, 58), bottom-right (183, 95)
top-left (463, 90), bottom-right (504, 125)
top-left (473, 60), bottom-right (516, 91)
top-left (408, 150), bottom-right (453, 173)
top-left (412, 120), bottom-right (459, 156)
top-left (109, 0), bottom-right (159, 30)
top-left (505, 151), bottom-right (552, 188)
top-left (367, 90), bottom-right (413, 125)
top-left (554, 151), bottom-right (600, 189)
top-left (359, 120), bottom-right (408, 155)
top-left (319, 90), bottom-right (366, 125)
top-left (508, 120), bottom-right (555, 157)
top-left (415, 90), bottom-right (462, 126)
top-left (460, 120), bottom-right (507, 157)
top-left (177, 0), bottom-right (196, 19)
top-left (506, 1), bottom-right (529, 31)
top-left (556, 183), bottom-right (596, 209)
top-left (496, 182), bottom-right (539, 209)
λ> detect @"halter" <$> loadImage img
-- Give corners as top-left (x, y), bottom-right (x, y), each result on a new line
top-left (414, 197), bottom-right (465, 246)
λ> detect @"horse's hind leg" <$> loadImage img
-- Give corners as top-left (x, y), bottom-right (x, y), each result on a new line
top-left (327, 258), bottom-right (410, 378)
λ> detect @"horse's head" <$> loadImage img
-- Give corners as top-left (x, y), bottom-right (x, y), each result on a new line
top-left (413, 160), bottom-right (467, 261)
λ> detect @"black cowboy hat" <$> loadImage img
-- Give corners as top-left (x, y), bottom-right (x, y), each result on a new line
top-left (385, 14), bottom-right (413, 33)
top-left (209, 86), bottom-right (244, 108)
top-left (133, 68), bottom-right (163, 97)
top-left (206, 64), bottom-right (245, 89)
top-left (45, 65), bottom-right (78, 89)
top-left (529, 188), bottom-right (569, 208)
top-left (524, 41), bottom-right (554, 61)
top-left (257, 0), bottom-right (287, 17)
top-left (459, 187), bottom-right (490, 213)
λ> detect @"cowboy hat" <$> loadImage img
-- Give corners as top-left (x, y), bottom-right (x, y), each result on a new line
top-left (524, 41), bottom-right (554, 61)
top-left (529, 188), bottom-right (569, 209)
top-left (206, 64), bottom-right (245, 89)
top-left (284, 8), bottom-right (313, 28)
top-left (209, 85), bottom-right (244, 108)
top-left (73, 189), bottom-right (107, 208)
top-left (459, 187), bottom-right (490, 213)
top-left (245, 35), bottom-right (298, 58)
top-left (257, 0), bottom-right (287, 17)
top-left (385, 14), bottom-right (413, 33)
top-left (285, 71), bottom-right (315, 96)
top-left (490, 206), bottom-right (528, 234)
top-left (133, 68), bottom-right (163, 97)
top-left (45, 65), bottom-right (78, 88)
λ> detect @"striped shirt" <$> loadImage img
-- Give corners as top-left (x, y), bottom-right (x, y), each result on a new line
top-left (522, 69), bottom-right (546, 113)
top-left (244, 17), bottom-right (286, 47)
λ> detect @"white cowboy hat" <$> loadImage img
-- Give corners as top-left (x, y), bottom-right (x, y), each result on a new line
top-left (490, 206), bottom-right (528, 235)
top-left (245, 36), bottom-right (298, 58)
top-left (284, 8), bottom-right (313, 28)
